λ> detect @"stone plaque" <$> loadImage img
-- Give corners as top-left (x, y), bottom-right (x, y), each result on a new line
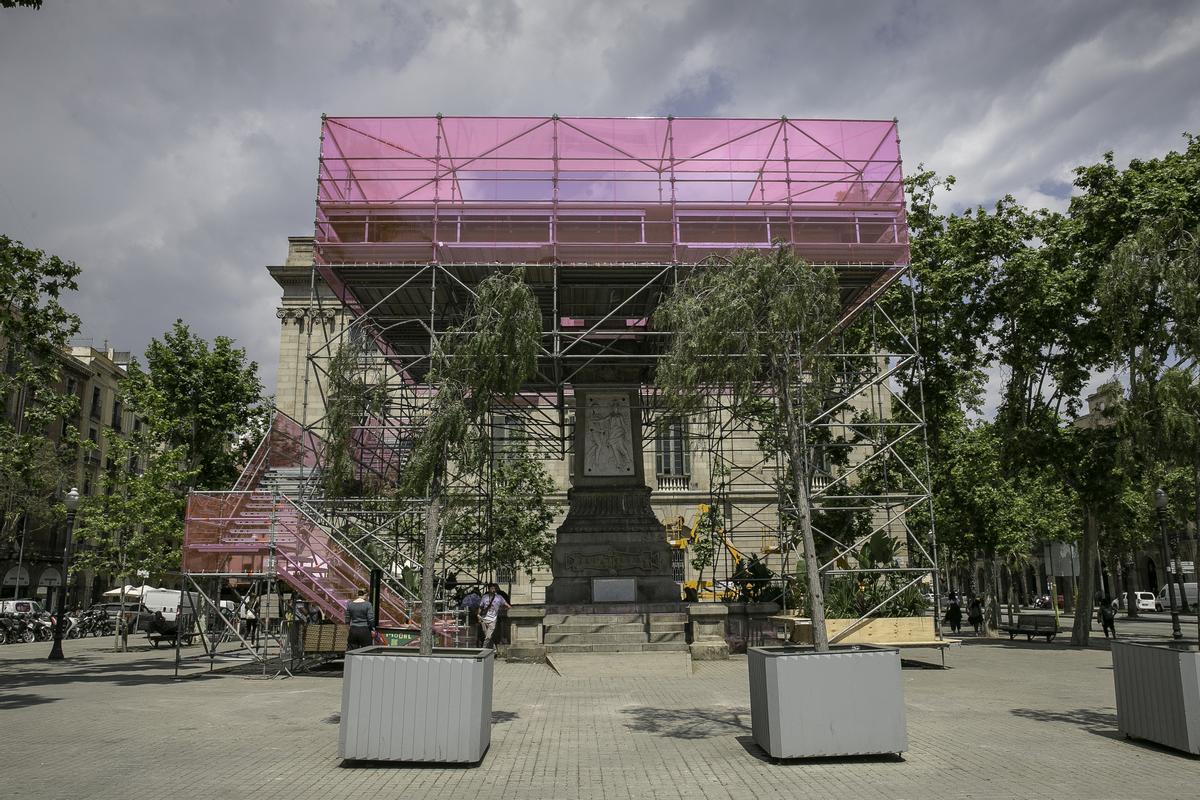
top-left (584, 393), bottom-right (635, 476)
top-left (592, 578), bottom-right (637, 603)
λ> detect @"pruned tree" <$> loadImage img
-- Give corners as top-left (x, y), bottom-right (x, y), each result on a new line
top-left (400, 269), bottom-right (541, 655)
top-left (655, 245), bottom-right (841, 650)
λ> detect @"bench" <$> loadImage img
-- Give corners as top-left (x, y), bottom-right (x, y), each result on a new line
top-left (1000, 613), bottom-right (1058, 642)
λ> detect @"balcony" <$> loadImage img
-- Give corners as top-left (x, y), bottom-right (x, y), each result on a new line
top-left (656, 474), bottom-right (690, 492)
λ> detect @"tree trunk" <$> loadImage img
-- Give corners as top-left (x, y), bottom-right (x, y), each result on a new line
top-left (780, 374), bottom-right (827, 651)
top-left (1124, 553), bottom-right (1141, 619)
top-left (419, 476), bottom-right (444, 657)
top-left (983, 555), bottom-right (1000, 636)
top-left (1071, 507), bottom-right (1099, 646)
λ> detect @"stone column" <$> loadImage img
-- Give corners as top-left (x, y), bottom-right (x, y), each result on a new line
top-left (545, 388), bottom-right (679, 605)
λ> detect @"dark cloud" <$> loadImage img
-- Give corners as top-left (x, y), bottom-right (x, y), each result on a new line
top-left (1, 0), bottom-right (1197, 393)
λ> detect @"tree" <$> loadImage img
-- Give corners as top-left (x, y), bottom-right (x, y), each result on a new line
top-left (73, 433), bottom-right (194, 650)
top-left (320, 338), bottom-right (388, 499)
top-left (482, 446), bottom-right (556, 587)
top-left (400, 269), bottom-right (541, 655)
top-left (0, 236), bottom-right (81, 549)
top-left (656, 245), bottom-right (841, 650)
top-left (1, 1), bottom-right (44, 9)
top-left (121, 320), bottom-right (265, 491)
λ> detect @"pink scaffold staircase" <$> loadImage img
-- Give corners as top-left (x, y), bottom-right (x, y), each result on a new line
top-left (182, 412), bottom-right (441, 638)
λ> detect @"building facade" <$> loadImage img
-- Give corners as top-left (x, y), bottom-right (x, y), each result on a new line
top-left (1, 345), bottom-right (145, 610)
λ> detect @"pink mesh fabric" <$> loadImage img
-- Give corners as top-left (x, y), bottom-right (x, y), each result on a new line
top-left (315, 116), bottom-right (907, 267)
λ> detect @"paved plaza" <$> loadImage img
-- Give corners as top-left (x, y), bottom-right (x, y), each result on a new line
top-left (2, 615), bottom-right (1197, 800)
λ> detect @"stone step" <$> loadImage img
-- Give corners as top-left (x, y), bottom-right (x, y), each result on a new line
top-left (647, 631), bottom-right (686, 643)
top-left (544, 631), bottom-right (648, 645)
top-left (545, 641), bottom-right (688, 654)
top-left (647, 621), bottom-right (686, 631)
top-left (544, 614), bottom-right (644, 626)
top-left (544, 622), bottom-right (647, 635)
top-left (647, 614), bottom-right (688, 624)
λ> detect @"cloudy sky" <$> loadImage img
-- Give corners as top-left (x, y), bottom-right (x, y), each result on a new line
top-left (2, 0), bottom-right (1198, 403)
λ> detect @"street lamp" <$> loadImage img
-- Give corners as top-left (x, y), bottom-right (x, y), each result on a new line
top-left (1154, 487), bottom-right (1183, 641)
top-left (47, 487), bottom-right (80, 661)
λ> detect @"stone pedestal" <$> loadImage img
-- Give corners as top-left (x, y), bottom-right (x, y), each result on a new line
top-left (688, 603), bottom-right (730, 660)
top-left (505, 605), bottom-right (546, 663)
top-left (546, 388), bottom-right (679, 606)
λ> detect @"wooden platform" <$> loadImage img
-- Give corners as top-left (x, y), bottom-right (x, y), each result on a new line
top-left (769, 615), bottom-right (959, 667)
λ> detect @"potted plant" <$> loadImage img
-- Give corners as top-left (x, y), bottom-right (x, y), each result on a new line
top-left (339, 269), bottom-right (541, 763)
top-left (1111, 639), bottom-right (1200, 755)
top-left (656, 245), bottom-right (908, 759)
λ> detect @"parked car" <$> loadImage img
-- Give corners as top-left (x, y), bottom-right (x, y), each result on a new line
top-left (1155, 582), bottom-right (1198, 612)
top-left (0, 599), bottom-right (45, 615)
top-left (1119, 591), bottom-right (1156, 612)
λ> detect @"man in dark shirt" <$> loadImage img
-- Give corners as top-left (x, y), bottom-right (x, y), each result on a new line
top-left (344, 589), bottom-right (374, 651)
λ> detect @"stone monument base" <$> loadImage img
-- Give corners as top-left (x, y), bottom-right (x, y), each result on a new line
top-left (545, 484), bottom-right (680, 605)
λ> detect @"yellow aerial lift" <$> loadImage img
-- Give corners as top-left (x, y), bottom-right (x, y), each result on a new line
top-left (667, 503), bottom-right (752, 601)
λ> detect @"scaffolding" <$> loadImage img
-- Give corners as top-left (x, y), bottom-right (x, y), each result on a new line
top-left (183, 115), bottom-right (939, 654)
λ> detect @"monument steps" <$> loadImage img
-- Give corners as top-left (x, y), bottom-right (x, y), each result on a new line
top-left (547, 622), bottom-right (648, 635)
top-left (545, 642), bottom-right (687, 654)
top-left (544, 613), bottom-right (645, 626)
top-left (545, 631), bottom-right (649, 645)
top-left (541, 611), bottom-right (689, 655)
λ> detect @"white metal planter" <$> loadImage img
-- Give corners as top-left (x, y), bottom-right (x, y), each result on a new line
top-left (748, 644), bottom-right (907, 759)
top-left (339, 646), bottom-right (494, 763)
top-left (1111, 639), bottom-right (1200, 755)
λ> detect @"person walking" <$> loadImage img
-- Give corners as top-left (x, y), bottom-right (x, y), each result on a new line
top-left (1099, 595), bottom-right (1117, 639)
top-left (239, 596), bottom-right (259, 646)
top-left (944, 593), bottom-right (962, 635)
top-left (967, 595), bottom-right (984, 635)
top-left (345, 589), bottom-right (374, 651)
top-left (478, 584), bottom-right (510, 648)
top-left (459, 587), bottom-right (482, 646)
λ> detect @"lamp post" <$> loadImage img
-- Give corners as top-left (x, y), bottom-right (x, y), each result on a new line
top-left (47, 487), bottom-right (81, 661)
top-left (1154, 487), bottom-right (1183, 641)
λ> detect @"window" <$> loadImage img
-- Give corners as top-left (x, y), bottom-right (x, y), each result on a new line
top-left (88, 427), bottom-right (98, 444)
top-left (110, 400), bottom-right (123, 432)
top-left (655, 419), bottom-right (689, 477)
top-left (90, 386), bottom-right (102, 420)
top-left (491, 413), bottom-right (524, 460)
top-left (671, 548), bottom-right (686, 583)
top-left (495, 566), bottom-right (515, 585)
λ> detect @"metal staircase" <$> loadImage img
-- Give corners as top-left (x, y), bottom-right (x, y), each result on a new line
top-left (183, 412), bottom-right (456, 642)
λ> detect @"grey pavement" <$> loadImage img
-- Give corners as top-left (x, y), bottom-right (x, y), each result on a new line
top-left (2, 617), bottom-right (1198, 800)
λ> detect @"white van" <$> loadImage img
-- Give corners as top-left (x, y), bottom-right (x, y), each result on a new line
top-left (0, 599), bottom-right (45, 615)
top-left (140, 589), bottom-right (202, 622)
top-left (1156, 582), bottom-right (1198, 611)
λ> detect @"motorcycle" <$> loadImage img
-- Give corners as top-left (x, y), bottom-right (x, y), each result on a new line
top-left (32, 613), bottom-right (55, 641)
top-left (0, 613), bottom-right (18, 644)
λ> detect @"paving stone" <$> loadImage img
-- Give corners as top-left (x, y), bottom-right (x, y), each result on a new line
top-left (2, 616), bottom-right (1198, 800)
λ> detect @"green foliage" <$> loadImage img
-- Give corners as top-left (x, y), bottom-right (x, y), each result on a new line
top-left (398, 269), bottom-right (542, 654)
top-left (482, 446), bottom-right (557, 579)
top-left (402, 270), bottom-right (541, 497)
top-left (122, 320), bottom-right (264, 491)
top-left (656, 244), bottom-right (841, 647)
top-left (74, 432), bottom-right (196, 586)
top-left (0, 235), bottom-right (82, 544)
top-left (689, 506), bottom-right (719, 579)
top-left (655, 246), bottom-right (839, 420)
top-left (321, 339), bottom-right (389, 498)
